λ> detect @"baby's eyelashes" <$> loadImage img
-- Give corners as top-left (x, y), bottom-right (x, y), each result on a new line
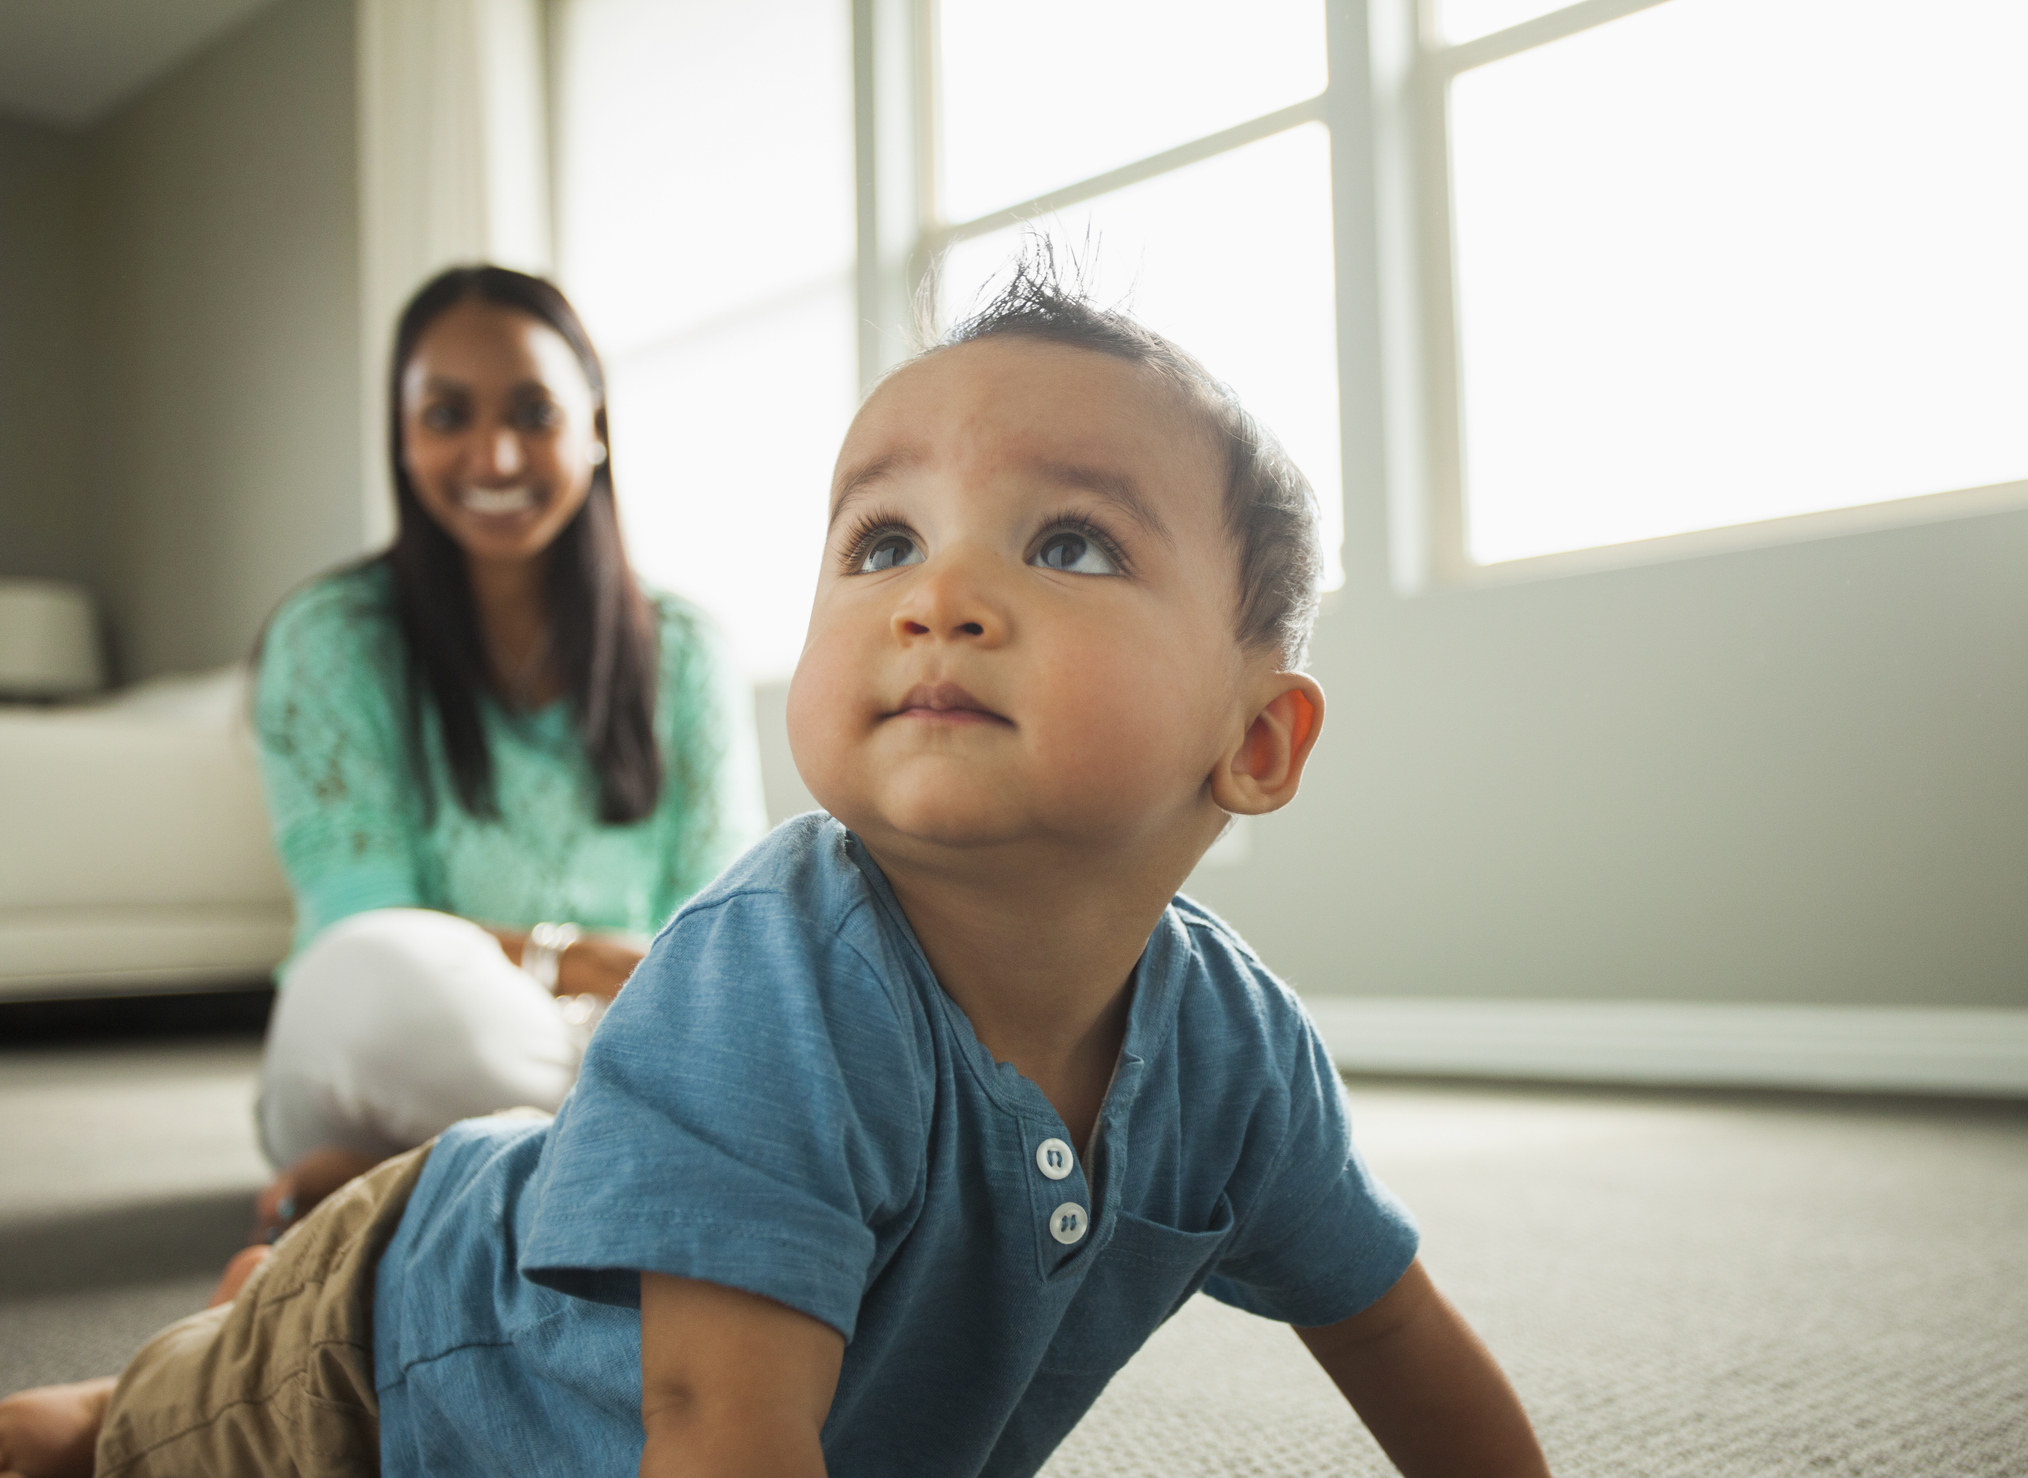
top-left (857, 530), bottom-right (924, 574)
top-left (1030, 529), bottom-right (1120, 576)
top-left (839, 512), bottom-right (1127, 577)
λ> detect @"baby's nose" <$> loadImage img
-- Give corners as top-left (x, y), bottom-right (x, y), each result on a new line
top-left (892, 555), bottom-right (1007, 645)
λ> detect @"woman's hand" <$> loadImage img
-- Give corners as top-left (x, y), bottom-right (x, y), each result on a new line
top-left (555, 933), bottom-right (645, 999)
top-left (488, 927), bottom-right (647, 1000)
top-left (250, 1147), bottom-right (381, 1245)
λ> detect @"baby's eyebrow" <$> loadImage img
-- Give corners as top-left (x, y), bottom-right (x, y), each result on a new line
top-left (829, 450), bottom-right (920, 528)
top-left (1034, 461), bottom-right (1175, 548)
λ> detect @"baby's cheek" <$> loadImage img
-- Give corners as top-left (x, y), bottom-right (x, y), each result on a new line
top-left (784, 640), bottom-right (859, 811)
top-left (1042, 662), bottom-right (1209, 806)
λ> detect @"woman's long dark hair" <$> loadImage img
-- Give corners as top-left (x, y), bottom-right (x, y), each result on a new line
top-left (388, 265), bottom-right (661, 825)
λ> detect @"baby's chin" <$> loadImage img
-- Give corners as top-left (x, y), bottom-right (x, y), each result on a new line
top-left (822, 764), bottom-right (1095, 857)
top-left (844, 793), bottom-right (1190, 885)
top-left (834, 789), bottom-right (1035, 855)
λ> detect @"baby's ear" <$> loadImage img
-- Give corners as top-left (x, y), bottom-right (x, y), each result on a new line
top-left (1210, 674), bottom-right (1325, 816)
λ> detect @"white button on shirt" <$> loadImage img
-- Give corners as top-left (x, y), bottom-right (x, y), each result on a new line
top-left (1035, 1138), bottom-right (1074, 1180)
top-left (1048, 1202), bottom-right (1088, 1245)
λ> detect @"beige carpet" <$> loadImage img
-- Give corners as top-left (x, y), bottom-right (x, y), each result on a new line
top-left (1044, 1086), bottom-right (2028, 1477)
top-left (4, 1042), bottom-right (2025, 1475)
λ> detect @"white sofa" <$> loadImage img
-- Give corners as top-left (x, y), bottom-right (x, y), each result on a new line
top-left (0, 667), bottom-right (293, 1000)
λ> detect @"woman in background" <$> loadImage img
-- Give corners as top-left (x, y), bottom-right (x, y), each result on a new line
top-left (251, 265), bottom-right (765, 1232)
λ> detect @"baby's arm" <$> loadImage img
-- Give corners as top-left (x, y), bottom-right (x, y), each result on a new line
top-left (639, 1272), bottom-right (844, 1478)
top-left (1296, 1259), bottom-right (1551, 1478)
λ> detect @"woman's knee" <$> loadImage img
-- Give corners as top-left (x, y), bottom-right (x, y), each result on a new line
top-left (280, 909), bottom-right (512, 1042)
top-left (261, 908), bottom-right (576, 1158)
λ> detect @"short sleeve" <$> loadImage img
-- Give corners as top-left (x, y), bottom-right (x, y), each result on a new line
top-left (253, 570), bottom-right (427, 951)
top-left (648, 600), bottom-right (769, 919)
top-left (519, 888), bottom-right (927, 1340)
top-left (1204, 1017), bottom-right (1419, 1327)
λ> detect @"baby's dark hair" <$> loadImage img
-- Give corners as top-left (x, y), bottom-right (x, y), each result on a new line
top-left (935, 242), bottom-right (1325, 670)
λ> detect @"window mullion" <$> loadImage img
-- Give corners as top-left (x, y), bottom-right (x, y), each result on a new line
top-left (924, 94), bottom-right (1329, 259)
top-left (1431, 0), bottom-right (1676, 78)
top-left (853, 0), bottom-right (931, 389)
top-left (1418, 5), bottom-right (1470, 584)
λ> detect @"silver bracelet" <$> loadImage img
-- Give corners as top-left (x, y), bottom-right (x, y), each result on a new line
top-left (522, 920), bottom-right (581, 994)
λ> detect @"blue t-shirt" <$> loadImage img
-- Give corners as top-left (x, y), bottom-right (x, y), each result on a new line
top-left (374, 815), bottom-right (1418, 1478)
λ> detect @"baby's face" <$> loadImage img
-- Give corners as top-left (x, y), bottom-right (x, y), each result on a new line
top-left (788, 336), bottom-right (1257, 864)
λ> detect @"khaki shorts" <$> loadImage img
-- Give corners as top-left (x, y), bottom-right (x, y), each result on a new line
top-left (95, 1142), bottom-right (432, 1478)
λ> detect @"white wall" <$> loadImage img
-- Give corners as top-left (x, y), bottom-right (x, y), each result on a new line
top-left (0, 116), bottom-right (88, 586)
top-left (1176, 513), bottom-right (2028, 1012)
top-left (79, 0), bottom-right (363, 680)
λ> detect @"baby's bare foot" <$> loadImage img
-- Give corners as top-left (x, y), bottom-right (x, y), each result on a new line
top-left (0, 1377), bottom-right (114, 1478)
top-left (207, 1244), bottom-right (273, 1308)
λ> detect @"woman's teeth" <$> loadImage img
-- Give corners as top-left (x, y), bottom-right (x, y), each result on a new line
top-left (461, 486), bottom-right (537, 515)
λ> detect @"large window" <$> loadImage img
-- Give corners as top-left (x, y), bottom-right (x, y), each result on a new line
top-left (559, 0), bottom-right (2025, 659)
top-left (1391, 0), bottom-right (2028, 574)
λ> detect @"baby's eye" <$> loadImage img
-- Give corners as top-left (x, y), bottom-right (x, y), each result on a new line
top-left (856, 531), bottom-right (924, 573)
top-left (419, 402), bottom-right (467, 433)
top-left (1031, 530), bottom-right (1119, 576)
top-left (513, 401), bottom-right (561, 432)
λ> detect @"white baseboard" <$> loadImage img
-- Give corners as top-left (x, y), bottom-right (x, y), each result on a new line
top-left (1302, 997), bottom-right (2028, 1098)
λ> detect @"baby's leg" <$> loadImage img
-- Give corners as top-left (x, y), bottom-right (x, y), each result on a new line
top-left (95, 1144), bottom-right (430, 1478)
top-left (1, 1129), bottom-right (430, 1478)
top-left (0, 1377), bottom-right (113, 1478)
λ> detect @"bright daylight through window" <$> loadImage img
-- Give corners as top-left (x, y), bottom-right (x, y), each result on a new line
top-left (554, 0), bottom-right (859, 680)
top-left (1432, 0), bottom-right (2028, 567)
top-left (557, 0), bottom-right (1341, 680)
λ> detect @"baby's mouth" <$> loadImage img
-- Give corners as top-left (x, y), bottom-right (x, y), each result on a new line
top-left (889, 681), bottom-right (1012, 726)
top-left (459, 485), bottom-right (540, 516)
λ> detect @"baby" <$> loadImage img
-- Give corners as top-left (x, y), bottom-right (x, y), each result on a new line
top-left (1, 258), bottom-right (1549, 1478)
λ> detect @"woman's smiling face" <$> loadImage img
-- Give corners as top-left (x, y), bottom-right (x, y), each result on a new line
top-left (399, 298), bottom-right (606, 568)
top-left (787, 335), bottom-right (1256, 868)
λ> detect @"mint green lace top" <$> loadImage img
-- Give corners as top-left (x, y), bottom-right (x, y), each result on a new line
top-left (254, 562), bottom-right (767, 963)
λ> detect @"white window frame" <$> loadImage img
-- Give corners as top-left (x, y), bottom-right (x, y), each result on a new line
top-left (850, 0), bottom-right (1369, 580)
top-left (1370, 0), bottom-right (2028, 594)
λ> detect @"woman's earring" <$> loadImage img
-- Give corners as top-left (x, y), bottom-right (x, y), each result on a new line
top-left (588, 442), bottom-right (608, 465)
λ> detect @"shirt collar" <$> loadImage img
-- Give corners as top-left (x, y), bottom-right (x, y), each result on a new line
top-left (839, 821), bottom-right (1188, 1135)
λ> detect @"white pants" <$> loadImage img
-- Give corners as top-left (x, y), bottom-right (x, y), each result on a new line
top-left (257, 908), bottom-right (583, 1167)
